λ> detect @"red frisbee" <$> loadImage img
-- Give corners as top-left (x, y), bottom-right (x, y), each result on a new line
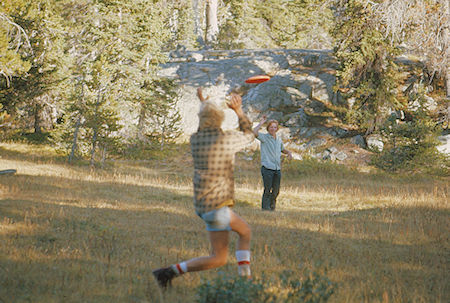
top-left (245, 75), bottom-right (271, 84)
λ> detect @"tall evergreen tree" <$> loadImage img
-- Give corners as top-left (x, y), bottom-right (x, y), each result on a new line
top-left (332, 0), bottom-right (403, 135)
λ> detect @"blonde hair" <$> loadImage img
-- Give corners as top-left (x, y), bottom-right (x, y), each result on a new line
top-left (198, 100), bottom-right (224, 130)
top-left (266, 120), bottom-right (279, 131)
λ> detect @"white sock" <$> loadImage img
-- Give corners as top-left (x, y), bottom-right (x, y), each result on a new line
top-left (235, 250), bottom-right (251, 277)
top-left (171, 262), bottom-right (188, 276)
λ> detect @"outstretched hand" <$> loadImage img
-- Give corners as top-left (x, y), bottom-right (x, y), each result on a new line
top-left (260, 114), bottom-right (268, 123)
top-left (227, 93), bottom-right (243, 112)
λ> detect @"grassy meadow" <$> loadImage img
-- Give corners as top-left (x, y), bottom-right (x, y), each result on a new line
top-left (0, 142), bottom-right (448, 303)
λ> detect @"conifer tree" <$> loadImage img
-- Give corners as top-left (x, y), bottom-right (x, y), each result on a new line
top-left (52, 0), bottom-right (173, 163)
top-left (0, 0), bottom-right (65, 134)
top-left (165, 0), bottom-right (197, 49)
top-left (332, 0), bottom-right (403, 135)
top-left (0, 1), bottom-right (32, 87)
top-left (217, 0), bottom-right (333, 49)
top-left (143, 78), bottom-right (182, 148)
top-left (373, 84), bottom-right (448, 174)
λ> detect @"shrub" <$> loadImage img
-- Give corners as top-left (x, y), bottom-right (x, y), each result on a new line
top-left (371, 88), bottom-right (449, 175)
top-left (196, 273), bottom-right (273, 303)
top-left (196, 266), bottom-right (336, 303)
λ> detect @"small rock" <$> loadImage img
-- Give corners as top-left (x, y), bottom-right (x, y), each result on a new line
top-left (351, 135), bottom-right (366, 148)
top-left (327, 146), bottom-right (338, 154)
top-left (335, 151), bottom-right (348, 161)
top-left (366, 135), bottom-right (384, 152)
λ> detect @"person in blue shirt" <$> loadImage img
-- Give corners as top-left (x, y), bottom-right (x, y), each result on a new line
top-left (253, 115), bottom-right (292, 210)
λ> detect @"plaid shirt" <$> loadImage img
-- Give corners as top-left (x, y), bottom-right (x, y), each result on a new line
top-left (190, 114), bottom-right (254, 215)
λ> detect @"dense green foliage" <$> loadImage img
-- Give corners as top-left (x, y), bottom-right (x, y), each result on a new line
top-left (1, 0), bottom-right (179, 164)
top-left (332, 0), bottom-right (403, 135)
top-left (332, 0), bottom-right (448, 173)
top-left (217, 0), bottom-right (333, 49)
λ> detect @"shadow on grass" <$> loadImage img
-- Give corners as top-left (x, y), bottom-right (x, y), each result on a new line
top-left (0, 173), bottom-right (197, 303)
top-left (248, 206), bottom-right (449, 302)
top-left (0, 145), bottom-right (68, 164)
top-left (0, 172), bottom-right (448, 302)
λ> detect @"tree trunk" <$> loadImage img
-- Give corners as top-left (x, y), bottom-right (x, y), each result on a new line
top-left (205, 0), bottom-right (219, 45)
top-left (90, 128), bottom-right (98, 168)
top-left (101, 145), bottom-right (107, 168)
top-left (69, 116), bottom-right (81, 164)
top-left (137, 101), bottom-right (147, 142)
top-left (192, 0), bottom-right (201, 39)
top-left (443, 5), bottom-right (449, 98)
top-left (34, 102), bottom-right (42, 134)
top-left (69, 78), bottom-right (85, 164)
top-left (90, 90), bottom-right (102, 168)
top-left (446, 69), bottom-right (450, 98)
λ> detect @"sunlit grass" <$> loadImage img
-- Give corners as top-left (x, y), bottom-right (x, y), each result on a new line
top-left (0, 142), bottom-right (448, 302)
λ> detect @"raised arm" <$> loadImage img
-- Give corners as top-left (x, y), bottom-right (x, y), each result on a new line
top-left (197, 87), bottom-right (209, 102)
top-left (227, 93), bottom-right (254, 138)
top-left (253, 115), bottom-right (267, 136)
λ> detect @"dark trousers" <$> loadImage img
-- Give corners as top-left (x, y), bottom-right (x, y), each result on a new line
top-left (261, 166), bottom-right (281, 210)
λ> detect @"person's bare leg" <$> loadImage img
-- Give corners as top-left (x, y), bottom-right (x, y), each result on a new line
top-left (229, 210), bottom-right (251, 250)
top-left (184, 230), bottom-right (229, 272)
top-left (229, 210), bottom-right (252, 277)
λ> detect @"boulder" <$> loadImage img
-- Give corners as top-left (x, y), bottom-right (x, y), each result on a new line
top-left (437, 134), bottom-right (450, 155)
top-left (351, 135), bottom-right (367, 148)
top-left (366, 134), bottom-right (384, 152)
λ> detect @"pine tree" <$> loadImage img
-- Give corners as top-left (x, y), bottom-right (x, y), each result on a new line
top-left (52, 0), bottom-right (174, 164)
top-left (373, 84), bottom-right (449, 174)
top-left (0, 0), bottom-right (65, 135)
top-left (332, 0), bottom-right (403, 135)
top-left (143, 78), bottom-right (182, 149)
top-left (0, 0), bottom-right (32, 87)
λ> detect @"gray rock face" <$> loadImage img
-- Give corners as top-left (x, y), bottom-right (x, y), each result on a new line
top-left (158, 49), bottom-right (337, 137)
top-left (157, 48), bottom-right (446, 158)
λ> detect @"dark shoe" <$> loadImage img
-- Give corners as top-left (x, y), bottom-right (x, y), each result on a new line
top-left (270, 199), bottom-right (276, 210)
top-left (152, 266), bottom-right (177, 289)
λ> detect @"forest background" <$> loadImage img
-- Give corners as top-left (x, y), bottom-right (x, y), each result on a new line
top-left (1, 0), bottom-right (449, 173)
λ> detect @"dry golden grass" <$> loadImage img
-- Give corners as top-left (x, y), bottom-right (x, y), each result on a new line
top-left (0, 142), bottom-right (448, 303)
